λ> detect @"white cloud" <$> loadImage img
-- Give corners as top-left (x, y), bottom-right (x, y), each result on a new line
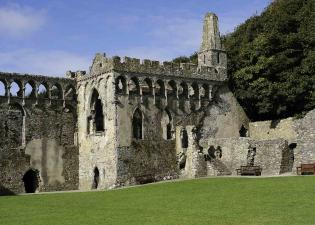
top-left (0, 5), bottom-right (46, 38)
top-left (0, 49), bottom-right (91, 76)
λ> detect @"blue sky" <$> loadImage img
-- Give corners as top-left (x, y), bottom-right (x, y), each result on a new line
top-left (0, 0), bottom-right (271, 76)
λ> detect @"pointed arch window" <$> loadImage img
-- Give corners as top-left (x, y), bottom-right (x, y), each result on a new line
top-left (132, 108), bottom-right (143, 139)
top-left (88, 89), bottom-right (104, 134)
top-left (161, 109), bottom-right (173, 140)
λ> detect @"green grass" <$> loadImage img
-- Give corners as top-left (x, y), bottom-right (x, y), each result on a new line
top-left (1, 177), bottom-right (315, 225)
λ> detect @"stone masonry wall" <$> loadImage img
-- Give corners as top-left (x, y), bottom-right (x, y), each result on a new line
top-left (0, 72), bottom-right (78, 195)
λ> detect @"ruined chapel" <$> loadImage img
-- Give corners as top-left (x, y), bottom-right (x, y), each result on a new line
top-left (0, 13), bottom-right (314, 195)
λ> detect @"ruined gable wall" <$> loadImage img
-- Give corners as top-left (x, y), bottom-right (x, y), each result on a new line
top-left (76, 72), bottom-right (118, 190)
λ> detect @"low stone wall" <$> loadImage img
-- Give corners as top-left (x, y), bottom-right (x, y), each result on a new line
top-left (249, 109), bottom-right (315, 173)
top-left (198, 138), bottom-right (291, 176)
top-left (116, 140), bottom-right (177, 186)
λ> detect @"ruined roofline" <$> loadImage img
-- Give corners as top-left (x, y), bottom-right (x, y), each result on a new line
top-left (75, 53), bottom-right (227, 82)
top-left (0, 71), bottom-right (75, 82)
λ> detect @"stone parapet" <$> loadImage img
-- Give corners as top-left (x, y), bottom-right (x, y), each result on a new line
top-left (76, 53), bottom-right (227, 82)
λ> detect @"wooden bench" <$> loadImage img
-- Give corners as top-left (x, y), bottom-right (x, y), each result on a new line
top-left (296, 163), bottom-right (315, 175)
top-left (236, 166), bottom-right (262, 176)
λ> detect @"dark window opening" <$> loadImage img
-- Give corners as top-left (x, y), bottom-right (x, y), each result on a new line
top-left (133, 108), bottom-right (143, 139)
top-left (162, 109), bottom-right (172, 140)
top-left (288, 143), bottom-right (297, 172)
top-left (141, 78), bottom-right (153, 96)
top-left (190, 83), bottom-right (199, 99)
top-left (129, 78), bottom-right (140, 95)
top-left (92, 167), bottom-right (100, 189)
top-left (115, 76), bottom-right (127, 94)
top-left (239, 125), bottom-right (248, 137)
top-left (51, 84), bottom-right (62, 99)
top-left (155, 80), bottom-right (165, 97)
top-left (181, 128), bottom-right (188, 148)
top-left (179, 82), bottom-right (189, 99)
top-left (166, 80), bottom-right (177, 97)
top-left (95, 99), bottom-right (104, 132)
top-left (23, 169), bottom-right (40, 193)
top-left (217, 52), bottom-right (220, 64)
top-left (89, 89), bottom-right (104, 134)
top-left (167, 123), bottom-right (172, 140)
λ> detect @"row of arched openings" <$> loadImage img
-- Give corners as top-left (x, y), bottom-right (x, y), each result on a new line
top-left (132, 108), bottom-right (173, 140)
top-left (116, 76), bottom-right (210, 99)
top-left (86, 89), bottom-right (173, 140)
top-left (0, 80), bottom-right (75, 100)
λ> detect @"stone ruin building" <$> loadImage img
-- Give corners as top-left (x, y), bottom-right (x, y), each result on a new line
top-left (0, 13), bottom-right (314, 195)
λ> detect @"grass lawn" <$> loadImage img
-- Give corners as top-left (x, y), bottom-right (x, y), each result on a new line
top-left (1, 176), bottom-right (315, 225)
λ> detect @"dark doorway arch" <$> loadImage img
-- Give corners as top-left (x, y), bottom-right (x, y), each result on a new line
top-left (92, 167), bottom-right (100, 189)
top-left (23, 169), bottom-right (40, 193)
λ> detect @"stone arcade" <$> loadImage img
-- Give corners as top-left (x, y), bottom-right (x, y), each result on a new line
top-left (0, 13), bottom-right (314, 194)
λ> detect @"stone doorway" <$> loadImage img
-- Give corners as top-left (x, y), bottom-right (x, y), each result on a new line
top-left (23, 169), bottom-right (40, 193)
top-left (92, 167), bottom-right (100, 189)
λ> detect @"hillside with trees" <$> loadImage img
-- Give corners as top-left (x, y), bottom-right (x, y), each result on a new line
top-left (173, 0), bottom-right (315, 121)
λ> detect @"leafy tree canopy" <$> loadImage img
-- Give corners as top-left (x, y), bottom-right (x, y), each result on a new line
top-left (173, 0), bottom-right (315, 121)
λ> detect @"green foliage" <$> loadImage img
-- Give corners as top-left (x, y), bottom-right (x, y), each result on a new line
top-left (223, 0), bottom-right (315, 120)
top-left (172, 52), bottom-right (198, 64)
top-left (1, 177), bottom-right (315, 225)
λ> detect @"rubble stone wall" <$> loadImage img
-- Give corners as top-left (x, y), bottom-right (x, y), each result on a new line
top-left (0, 72), bottom-right (78, 195)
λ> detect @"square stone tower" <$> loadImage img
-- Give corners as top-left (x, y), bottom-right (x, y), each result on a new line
top-left (198, 13), bottom-right (227, 70)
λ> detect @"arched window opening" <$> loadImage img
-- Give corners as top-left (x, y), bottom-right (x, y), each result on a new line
top-left (128, 77), bottom-right (140, 95)
top-left (92, 167), bottom-right (100, 189)
top-left (38, 83), bottom-right (48, 98)
top-left (166, 80), bottom-right (177, 97)
top-left (190, 83), bottom-right (199, 99)
top-left (200, 84), bottom-right (209, 99)
top-left (10, 81), bottom-right (22, 97)
top-left (88, 89), bottom-right (104, 133)
top-left (132, 108), bottom-right (143, 139)
top-left (51, 84), bottom-right (62, 100)
top-left (161, 109), bottom-right (173, 140)
top-left (115, 76), bottom-right (127, 94)
top-left (239, 125), bottom-right (248, 137)
top-left (155, 80), bottom-right (165, 97)
top-left (217, 52), bottom-right (220, 64)
top-left (141, 78), bottom-right (153, 96)
top-left (179, 82), bottom-right (189, 99)
top-left (65, 85), bottom-right (75, 101)
top-left (23, 169), bottom-right (40, 193)
top-left (180, 128), bottom-right (188, 148)
top-left (0, 80), bottom-right (6, 96)
top-left (25, 81), bottom-right (36, 98)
